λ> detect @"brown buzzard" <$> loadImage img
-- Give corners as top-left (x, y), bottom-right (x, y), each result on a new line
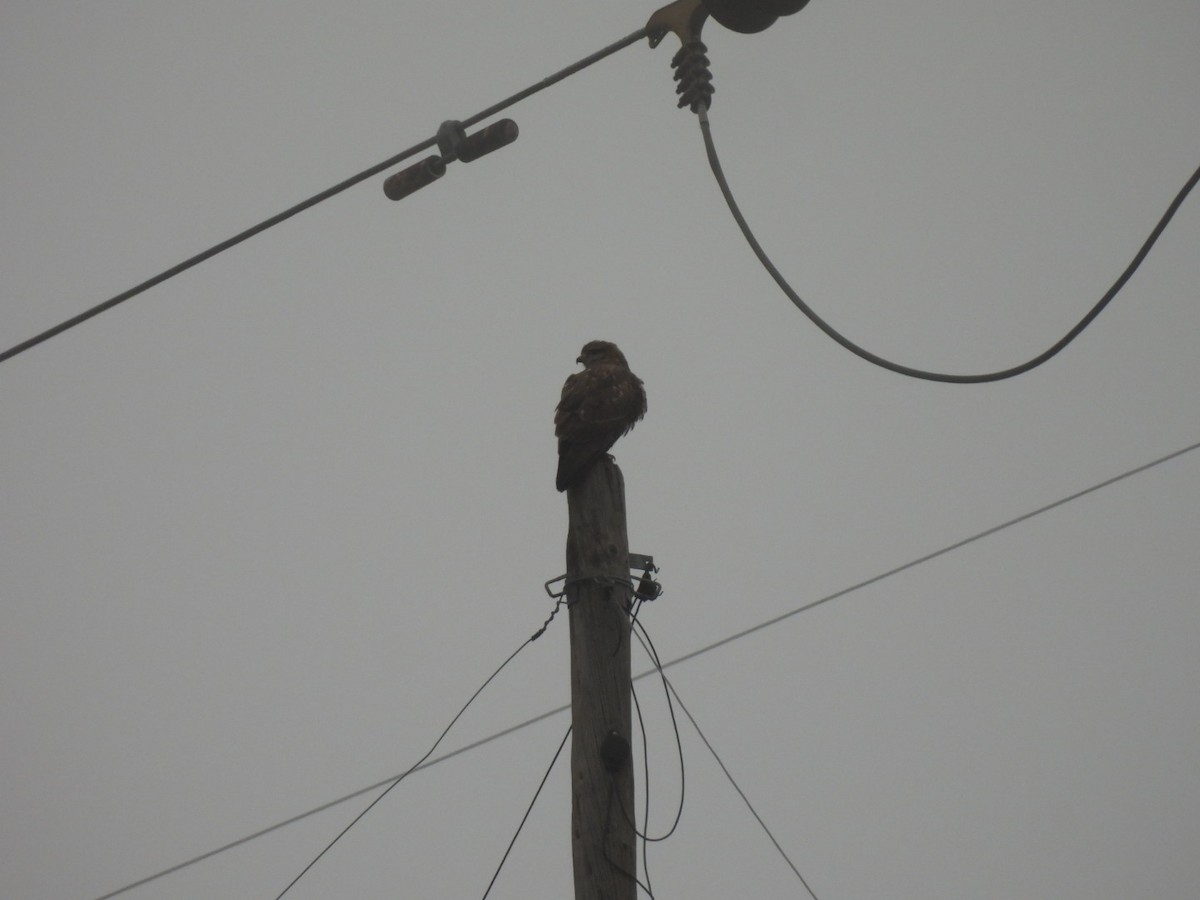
top-left (555, 340), bottom-right (647, 492)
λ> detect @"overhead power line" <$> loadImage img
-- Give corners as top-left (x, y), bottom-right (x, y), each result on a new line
top-left (0, 27), bottom-right (649, 366)
top-left (89, 437), bottom-right (1200, 900)
top-left (663, 438), bottom-right (1200, 667)
top-left (8, 19), bottom-right (1195, 380)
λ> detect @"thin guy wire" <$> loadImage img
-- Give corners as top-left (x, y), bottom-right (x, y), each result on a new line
top-left (270, 635), bottom-right (538, 900)
top-left (90, 438), bottom-right (1200, 899)
top-left (481, 724), bottom-right (572, 900)
top-left (663, 675), bottom-right (820, 900)
top-left (699, 108), bottom-right (1200, 383)
top-left (0, 27), bottom-right (648, 366)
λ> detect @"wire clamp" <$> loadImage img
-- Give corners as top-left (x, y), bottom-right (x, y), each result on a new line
top-left (646, 0), bottom-right (709, 48)
top-left (436, 120), bottom-right (467, 162)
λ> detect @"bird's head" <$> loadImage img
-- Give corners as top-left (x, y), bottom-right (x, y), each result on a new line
top-left (577, 340), bottom-right (628, 369)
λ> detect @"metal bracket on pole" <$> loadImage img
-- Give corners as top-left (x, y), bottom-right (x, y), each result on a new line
top-left (544, 553), bottom-right (661, 602)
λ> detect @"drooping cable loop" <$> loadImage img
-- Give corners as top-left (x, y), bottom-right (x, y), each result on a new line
top-left (692, 88), bottom-right (1198, 381)
top-left (648, 5), bottom-right (1198, 381)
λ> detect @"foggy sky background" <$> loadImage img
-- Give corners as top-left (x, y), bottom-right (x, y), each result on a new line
top-left (3, 2), bottom-right (1199, 898)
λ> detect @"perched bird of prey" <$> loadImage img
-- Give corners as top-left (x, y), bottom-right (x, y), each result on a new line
top-left (555, 340), bottom-right (647, 492)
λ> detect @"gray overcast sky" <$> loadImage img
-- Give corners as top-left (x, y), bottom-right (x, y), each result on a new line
top-left (3, 2), bottom-right (1199, 898)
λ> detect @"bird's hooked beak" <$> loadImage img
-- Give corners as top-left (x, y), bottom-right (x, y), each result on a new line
top-left (576, 355), bottom-right (584, 365)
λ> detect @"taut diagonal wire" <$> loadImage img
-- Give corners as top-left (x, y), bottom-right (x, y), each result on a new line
top-left (1, 27), bottom-right (649, 365)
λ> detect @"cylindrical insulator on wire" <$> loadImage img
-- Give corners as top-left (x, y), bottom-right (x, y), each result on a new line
top-left (382, 155), bottom-right (447, 201)
top-left (458, 119), bottom-right (520, 163)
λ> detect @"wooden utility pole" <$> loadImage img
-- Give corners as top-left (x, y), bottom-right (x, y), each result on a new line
top-left (566, 457), bottom-right (636, 900)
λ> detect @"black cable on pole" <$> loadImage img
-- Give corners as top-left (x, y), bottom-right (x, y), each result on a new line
top-left (0, 26), bottom-right (649, 366)
top-left (624, 619), bottom-right (686, 845)
top-left (699, 108), bottom-right (1200, 383)
top-left (629, 668), bottom-right (657, 895)
top-left (621, 620), bottom-right (684, 899)
top-left (601, 781), bottom-right (657, 898)
top-left (88, 438), bottom-right (1200, 900)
